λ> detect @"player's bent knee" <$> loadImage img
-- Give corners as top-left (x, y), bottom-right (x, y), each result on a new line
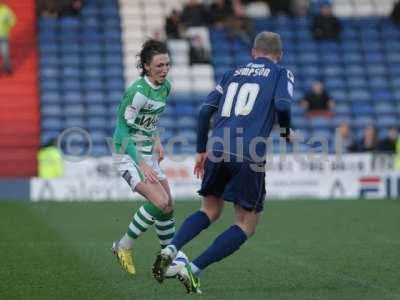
top-left (201, 208), bottom-right (221, 223)
top-left (237, 223), bottom-right (257, 238)
top-left (155, 199), bottom-right (172, 214)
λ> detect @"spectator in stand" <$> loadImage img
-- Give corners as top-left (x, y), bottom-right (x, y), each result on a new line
top-left (0, 2), bottom-right (16, 75)
top-left (310, 0), bottom-right (332, 15)
top-left (208, 0), bottom-right (253, 45)
top-left (181, 0), bottom-right (208, 28)
top-left (291, 0), bottom-right (309, 16)
top-left (38, 138), bottom-right (64, 179)
top-left (311, 3), bottom-right (341, 40)
top-left (165, 10), bottom-right (183, 39)
top-left (300, 80), bottom-right (335, 118)
top-left (59, 0), bottom-right (83, 17)
top-left (378, 127), bottom-right (398, 154)
top-left (265, 0), bottom-right (291, 15)
top-left (37, 0), bottom-right (55, 17)
top-left (335, 122), bottom-right (354, 153)
top-left (391, 0), bottom-right (400, 24)
top-left (189, 34), bottom-right (211, 65)
top-left (208, 0), bottom-right (234, 28)
top-left (350, 125), bottom-right (378, 153)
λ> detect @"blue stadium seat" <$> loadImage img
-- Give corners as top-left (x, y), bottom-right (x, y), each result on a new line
top-left (105, 55), bottom-right (123, 66)
top-left (325, 78), bottom-right (346, 90)
top-left (58, 16), bottom-right (81, 29)
top-left (344, 65), bottom-right (364, 77)
top-left (334, 103), bottom-right (351, 115)
top-left (87, 117), bottom-right (108, 130)
top-left (62, 66), bottom-right (80, 78)
top-left (60, 43), bottom-right (81, 55)
top-left (291, 104), bottom-right (306, 116)
top-left (41, 104), bottom-right (62, 117)
top-left (369, 77), bottom-right (389, 90)
top-left (42, 118), bottom-right (64, 131)
top-left (65, 117), bottom-right (85, 128)
top-left (348, 90), bottom-right (371, 102)
top-left (311, 128), bottom-right (332, 141)
top-left (62, 79), bottom-right (82, 91)
top-left (347, 77), bottom-right (367, 89)
top-left (366, 65), bottom-right (387, 77)
top-left (372, 90), bottom-right (394, 102)
top-left (40, 55), bottom-right (58, 67)
top-left (104, 43), bottom-right (122, 54)
top-left (323, 66), bottom-right (343, 77)
top-left (333, 116), bottom-right (351, 127)
top-left (87, 104), bottom-right (108, 116)
top-left (352, 116), bottom-right (375, 129)
top-left (175, 103), bottom-right (197, 115)
top-left (63, 91), bottom-right (83, 103)
top-left (352, 103), bottom-right (374, 115)
top-left (374, 102), bottom-right (397, 115)
top-left (83, 67), bottom-right (102, 78)
top-left (42, 92), bottom-right (61, 104)
top-left (84, 79), bottom-right (103, 91)
top-left (302, 65), bottom-right (321, 78)
top-left (41, 79), bottom-right (59, 91)
top-left (106, 79), bottom-right (124, 91)
top-left (158, 117), bottom-right (175, 130)
top-left (65, 104), bottom-right (85, 116)
top-left (376, 116), bottom-right (398, 128)
top-left (91, 145), bottom-right (110, 157)
top-left (309, 117), bottom-right (332, 130)
top-left (61, 54), bottom-right (80, 66)
top-left (176, 117), bottom-right (196, 129)
top-left (40, 67), bottom-right (59, 80)
top-left (40, 44), bottom-right (58, 54)
top-left (175, 130), bottom-right (197, 144)
top-left (292, 116), bottom-right (309, 129)
top-left (330, 90), bottom-right (347, 103)
top-left (86, 91), bottom-right (105, 103)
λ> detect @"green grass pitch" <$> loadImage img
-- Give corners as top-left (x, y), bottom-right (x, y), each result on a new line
top-left (0, 200), bottom-right (399, 300)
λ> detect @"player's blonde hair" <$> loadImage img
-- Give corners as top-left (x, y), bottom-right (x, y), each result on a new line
top-left (253, 31), bottom-right (283, 56)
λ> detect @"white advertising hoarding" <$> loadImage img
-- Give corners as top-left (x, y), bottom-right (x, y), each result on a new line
top-left (30, 154), bottom-right (400, 201)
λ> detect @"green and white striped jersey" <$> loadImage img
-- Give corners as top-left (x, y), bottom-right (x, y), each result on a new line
top-left (113, 76), bottom-right (171, 163)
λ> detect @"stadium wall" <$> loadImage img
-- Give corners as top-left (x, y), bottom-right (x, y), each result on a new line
top-left (29, 154), bottom-right (400, 201)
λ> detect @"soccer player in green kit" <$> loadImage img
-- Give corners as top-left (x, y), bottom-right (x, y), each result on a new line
top-left (112, 39), bottom-right (175, 275)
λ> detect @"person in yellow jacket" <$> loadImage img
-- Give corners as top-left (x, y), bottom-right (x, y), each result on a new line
top-left (395, 137), bottom-right (400, 170)
top-left (38, 139), bottom-right (64, 179)
top-left (0, 2), bottom-right (16, 74)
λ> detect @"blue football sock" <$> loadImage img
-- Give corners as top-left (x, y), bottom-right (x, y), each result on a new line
top-left (192, 225), bottom-right (247, 272)
top-left (171, 210), bottom-right (211, 250)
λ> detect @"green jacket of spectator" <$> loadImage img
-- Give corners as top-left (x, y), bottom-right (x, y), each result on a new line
top-left (0, 4), bottom-right (17, 38)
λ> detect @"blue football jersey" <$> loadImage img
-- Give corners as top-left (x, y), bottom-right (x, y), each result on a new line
top-left (203, 57), bottom-right (294, 162)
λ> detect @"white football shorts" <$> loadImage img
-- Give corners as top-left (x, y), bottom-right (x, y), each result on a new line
top-left (113, 154), bottom-right (166, 190)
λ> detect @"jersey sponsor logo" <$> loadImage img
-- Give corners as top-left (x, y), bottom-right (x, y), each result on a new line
top-left (136, 114), bottom-right (159, 130)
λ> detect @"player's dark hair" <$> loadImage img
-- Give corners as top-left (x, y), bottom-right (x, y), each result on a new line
top-left (137, 39), bottom-right (168, 76)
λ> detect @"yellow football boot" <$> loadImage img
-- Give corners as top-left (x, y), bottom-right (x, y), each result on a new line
top-left (112, 241), bottom-right (136, 275)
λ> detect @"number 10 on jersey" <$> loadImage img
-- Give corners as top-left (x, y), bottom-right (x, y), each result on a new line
top-left (221, 82), bottom-right (260, 117)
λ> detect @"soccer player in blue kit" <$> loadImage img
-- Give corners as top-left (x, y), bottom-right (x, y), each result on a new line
top-left (152, 31), bottom-right (295, 293)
